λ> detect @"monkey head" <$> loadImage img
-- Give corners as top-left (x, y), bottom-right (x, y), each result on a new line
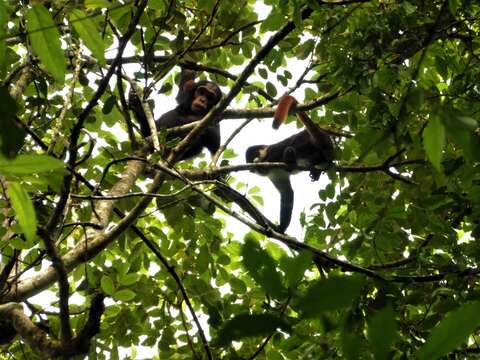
top-left (246, 145), bottom-right (270, 175)
top-left (246, 145), bottom-right (264, 163)
top-left (184, 81), bottom-right (221, 115)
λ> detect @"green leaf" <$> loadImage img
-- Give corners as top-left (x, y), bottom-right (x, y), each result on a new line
top-left (448, 0), bottom-right (460, 15)
top-left (0, 155), bottom-right (64, 175)
top-left (84, 0), bottom-right (112, 9)
top-left (297, 276), bottom-right (365, 317)
top-left (101, 275), bottom-right (115, 295)
top-left (423, 116), bottom-right (445, 172)
top-left (266, 81), bottom-right (277, 97)
top-left (280, 252), bottom-right (312, 288)
top-left (342, 329), bottom-right (363, 360)
top-left (113, 289), bottom-right (136, 302)
top-left (241, 237), bottom-right (285, 299)
top-left (258, 68), bottom-right (268, 79)
top-left (102, 95), bottom-right (116, 114)
top-left (70, 9), bottom-right (106, 64)
top-left (159, 326), bottom-right (175, 351)
top-left (456, 116), bottom-right (478, 131)
top-left (418, 301), bottom-right (480, 360)
top-left (297, 39), bottom-right (315, 60)
top-left (216, 313), bottom-right (291, 346)
top-left (7, 182), bottom-right (37, 244)
top-left (367, 306), bottom-right (397, 360)
top-left (149, 0), bottom-right (166, 11)
top-left (26, 5), bottom-right (66, 83)
top-left (261, 11), bottom-right (284, 32)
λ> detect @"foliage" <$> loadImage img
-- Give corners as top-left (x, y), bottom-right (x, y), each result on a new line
top-left (0, 0), bottom-right (479, 359)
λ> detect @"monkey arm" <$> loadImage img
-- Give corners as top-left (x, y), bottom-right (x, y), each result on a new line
top-left (175, 68), bottom-right (196, 103)
top-left (270, 171), bottom-right (294, 232)
top-left (128, 89), bottom-right (151, 136)
top-left (273, 96), bottom-right (334, 161)
top-left (204, 123), bottom-right (221, 155)
top-left (156, 109), bottom-right (183, 128)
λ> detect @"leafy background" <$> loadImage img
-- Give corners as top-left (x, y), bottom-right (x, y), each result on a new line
top-left (0, 0), bottom-right (479, 359)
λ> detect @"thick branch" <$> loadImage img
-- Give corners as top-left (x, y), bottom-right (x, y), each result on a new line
top-left (0, 294), bottom-right (104, 356)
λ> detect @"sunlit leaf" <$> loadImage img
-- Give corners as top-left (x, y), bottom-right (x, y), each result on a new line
top-left (101, 275), bottom-right (115, 295)
top-left (84, 0), bottom-right (112, 9)
top-left (70, 9), bottom-right (105, 64)
top-left (7, 182), bottom-right (37, 243)
top-left (113, 289), bottom-right (136, 301)
top-left (26, 5), bottom-right (66, 83)
top-left (0, 155), bottom-right (64, 175)
top-left (423, 116), bottom-right (445, 172)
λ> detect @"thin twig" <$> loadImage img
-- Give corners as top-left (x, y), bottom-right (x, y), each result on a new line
top-left (210, 117), bottom-right (255, 166)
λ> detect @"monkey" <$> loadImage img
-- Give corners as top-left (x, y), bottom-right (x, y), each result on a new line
top-left (129, 70), bottom-right (222, 160)
top-left (245, 95), bottom-right (334, 232)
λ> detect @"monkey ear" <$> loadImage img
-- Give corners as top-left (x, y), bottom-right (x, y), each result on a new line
top-left (273, 95), bottom-right (297, 129)
top-left (182, 79), bottom-right (196, 93)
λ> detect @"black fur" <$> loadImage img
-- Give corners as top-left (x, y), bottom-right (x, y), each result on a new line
top-left (130, 79), bottom-right (222, 160)
top-left (246, 128), bottom-right (334, 232)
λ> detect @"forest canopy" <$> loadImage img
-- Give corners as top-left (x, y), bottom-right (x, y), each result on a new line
top-left (0, 0), bottom-right (480, 359)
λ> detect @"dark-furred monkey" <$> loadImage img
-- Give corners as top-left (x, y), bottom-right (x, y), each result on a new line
top-left (129, 70), bottom-right (222, 160)
top-left (246, 95), bottom-right (334, 232)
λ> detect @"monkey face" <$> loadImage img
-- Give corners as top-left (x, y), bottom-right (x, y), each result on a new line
top-left (246, 145), bottom-right (267, 163)
top-left (191, 83), bottom-right (220, 115)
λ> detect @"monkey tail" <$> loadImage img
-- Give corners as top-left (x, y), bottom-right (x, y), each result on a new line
top-left (273, 95), bottom-right (298, 129)
top-left (275, 95), bottom-right (331, 148)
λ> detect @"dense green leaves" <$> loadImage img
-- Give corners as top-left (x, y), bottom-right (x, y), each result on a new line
top-left (418, 302), bottom-right (480, 360)
top-left (297, 276), bottom-right (365, 317)
top-left (216, 313), bottom-right (291, 346)
top-left (280, 252), bottom-right (312, 288)
top-left (367, 306), bottom-right (397, 360)
top-left (241, 237), bottom-right (285, 299)
top-left (2, 0), bottom-right (480, 358)
top-left (26, 5), bottom-right (66, 83)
